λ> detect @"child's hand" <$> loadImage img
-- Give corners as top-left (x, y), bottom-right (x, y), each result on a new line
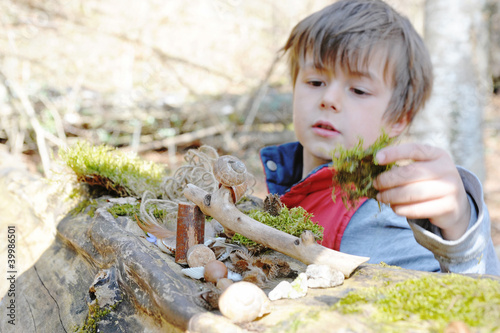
top-left (373, 143), bottom-right (470, 240)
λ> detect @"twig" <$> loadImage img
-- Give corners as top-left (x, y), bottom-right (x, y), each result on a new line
top-left (242, 54), bottom-right (281, 133)
top-left (39, 94), bottom-right (67, 146)
top-left (0, 70), bottom-right (52, 176)
top-left (124, 122), bottom-right (229, 153)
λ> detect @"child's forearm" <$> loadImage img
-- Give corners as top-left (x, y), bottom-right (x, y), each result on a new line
top-left (408, 167), bottom-right (500, 275)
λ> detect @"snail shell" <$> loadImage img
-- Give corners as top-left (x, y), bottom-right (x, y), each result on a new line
top-left (213, 155), bottom-right (247, 187)
top-left (218, 281), bottom-right (271, 323)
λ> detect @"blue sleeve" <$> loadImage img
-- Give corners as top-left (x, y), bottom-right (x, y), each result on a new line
top-left (341, 166), bottom-right (500, 275)
top-left (341, 199), bottom-right (441, 272)
top-left (408, 166), bottom-right (500, 275)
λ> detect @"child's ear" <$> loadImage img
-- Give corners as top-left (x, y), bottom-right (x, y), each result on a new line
top-left (388, 115), bottom-right (409, 138)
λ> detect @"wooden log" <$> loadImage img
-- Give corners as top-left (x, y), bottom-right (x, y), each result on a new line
top-left (183, 184), bottom-right (369, 278)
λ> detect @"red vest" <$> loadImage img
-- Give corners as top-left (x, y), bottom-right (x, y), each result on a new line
top-left (280, 166), bottom-right (367, 251)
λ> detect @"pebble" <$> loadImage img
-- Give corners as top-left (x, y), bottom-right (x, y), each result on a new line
top-left (268, 272), bottom-right (308, 301)
top-left (306, 264), bottom-right (344, 288)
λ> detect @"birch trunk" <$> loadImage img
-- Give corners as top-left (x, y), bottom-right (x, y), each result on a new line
top-left (409, 0), bottom-right (490, 181)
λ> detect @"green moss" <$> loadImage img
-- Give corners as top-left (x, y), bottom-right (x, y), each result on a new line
top-left (231, 206), bottom-right (324, 248)
top-left (70, 199), bottom-right (98, 218)
top-left (107, 202), bottom-right (166, 220)
top-left (377, 262), bottom-right (402, 269)
top-left (60, 141), bottom-right (166, 198)
top-left (332, 274), bottom-right (500, 332)
top-left (74, 300), bottom-right (120, 333)
top-left (331, 132), bottom-right (396, 209)
top-left (273, 309), bottom-right (322, 333)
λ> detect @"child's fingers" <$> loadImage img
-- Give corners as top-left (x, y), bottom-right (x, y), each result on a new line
top-left (388, 196), bottom-right (457, 221)
top-left (373, 161), bottom-right (439, 191)
top-left (376, 178), bottom-right (456, 205)
top-left (375, 142), bottom-right (444, 165)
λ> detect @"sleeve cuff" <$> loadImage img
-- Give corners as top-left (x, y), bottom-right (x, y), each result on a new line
top-left (407, 166), bottom-right (488, 272)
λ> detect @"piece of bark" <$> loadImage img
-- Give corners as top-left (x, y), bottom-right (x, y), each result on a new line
top-left (175, 203), bottom-right (205, 264)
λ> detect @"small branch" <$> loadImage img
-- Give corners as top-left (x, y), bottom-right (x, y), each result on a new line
top-left (242, 54), bottom-right (281, 133)
top-left (0, 70), bottom-right (52, 176)
top-left (184, 184), bottom-right (369, 278)
top-left (126, 123), bottom-right (229, 153)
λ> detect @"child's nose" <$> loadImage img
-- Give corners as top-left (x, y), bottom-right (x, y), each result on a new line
top-left (320, 84), bottom-right (341, 112)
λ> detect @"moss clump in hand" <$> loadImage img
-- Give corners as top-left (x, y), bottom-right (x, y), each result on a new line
top-left (60, 141), bottom-right (166, 198)
top-left (331, 132), bottom-right (396, 209)
top-left (231, 206), bottom-right (324, 250)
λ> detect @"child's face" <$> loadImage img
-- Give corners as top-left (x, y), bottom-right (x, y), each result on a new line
top-left (293, 52), bottom-right (406, 172)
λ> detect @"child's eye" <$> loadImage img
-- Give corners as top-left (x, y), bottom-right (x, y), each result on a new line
top-left (351, 88), bottom-right (369, 96)
top-left (307, 80), bottom-right (324, 87)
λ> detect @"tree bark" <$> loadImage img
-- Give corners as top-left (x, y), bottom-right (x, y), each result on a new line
top-left (409, 0), bottom-right (490, 181)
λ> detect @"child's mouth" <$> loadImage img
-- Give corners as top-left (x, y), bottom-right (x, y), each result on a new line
top-left (312, 121), bottom-right (339, 138)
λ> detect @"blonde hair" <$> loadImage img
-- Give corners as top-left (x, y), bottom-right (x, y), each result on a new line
top-left (282, 0), bottom-right (433, 124)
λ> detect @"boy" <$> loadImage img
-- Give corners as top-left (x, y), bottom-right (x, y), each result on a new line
top-left (260, 0), bottom-right (500, 274)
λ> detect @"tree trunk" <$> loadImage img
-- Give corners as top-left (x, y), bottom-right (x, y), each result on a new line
top-left (409, 0), bottom-right (490, 181)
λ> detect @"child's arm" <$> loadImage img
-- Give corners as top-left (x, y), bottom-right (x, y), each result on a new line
top-left (373, 143), bottom-right (470, 240)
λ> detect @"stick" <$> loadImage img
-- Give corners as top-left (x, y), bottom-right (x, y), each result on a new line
top-left (184, 184), bottom-right (369, 278)
top-left (125, 123), bottom-right (229, 153)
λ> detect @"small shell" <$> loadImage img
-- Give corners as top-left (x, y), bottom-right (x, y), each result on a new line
top-left (181, 267), bottom-right (205, 280)
top-left (218, 281), bottom-right (271, 323)
top-left (213, 156), bottom-right (247, 187)
top-left (229, 181), bottom-right (248, 203)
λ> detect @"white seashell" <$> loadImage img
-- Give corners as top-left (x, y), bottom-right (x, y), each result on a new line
top-left (269, 273), bottom-right (308, 301)
top-left (218, 281), bottom-right (271, 323)
top-left (181, 267), bottom-right (205, 280)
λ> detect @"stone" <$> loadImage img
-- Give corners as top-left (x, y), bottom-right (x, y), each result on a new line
top-left (268, 272), bottom-right (308, 301)
top-left (187, 244), bottom-right (216, 268)
top-left (306, 264), bottom-right (345, 289)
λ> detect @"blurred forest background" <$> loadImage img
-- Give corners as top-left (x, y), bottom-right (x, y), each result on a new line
top-left (1, 0), bottom-right (499, 251)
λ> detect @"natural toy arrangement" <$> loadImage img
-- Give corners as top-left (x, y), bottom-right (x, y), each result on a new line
top-left (61, 139), bottom-right (500, 331)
